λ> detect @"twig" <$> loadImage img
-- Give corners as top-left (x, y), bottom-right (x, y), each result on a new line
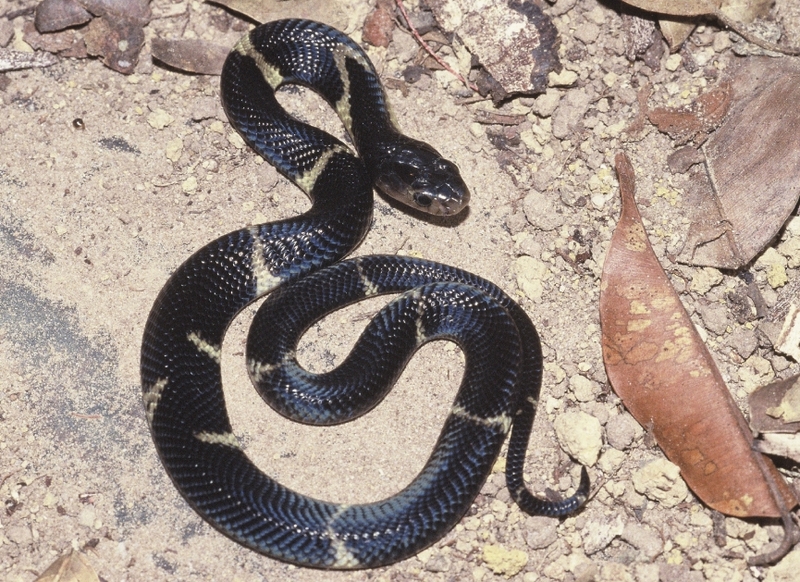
top-left (715, 11), bottom-right (800, 56)
top-left (393, 0), bottom-right (478, 93)
top-left (746, 447), bottom-right (800, 566)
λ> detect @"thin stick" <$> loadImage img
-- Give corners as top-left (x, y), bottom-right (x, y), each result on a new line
top-left (394, 0), bottom-right (479, 93)
top-left (715, 10), bottom-right (800, 56)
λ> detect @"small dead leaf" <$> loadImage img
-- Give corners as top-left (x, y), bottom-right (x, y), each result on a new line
top-left (83, 14), bottom-right (145, 74)
top-left (34, 550), bottom-right (99, 582)
top-left (757, 433), bottom-right (800, 465)
top-left (600, 152), bottom-right (797, 518)
top-left (679, 59), bottom-right (800, 268)
top-left (750, 375), bottom-right (800, 434)
top-left (151, 38), bottom-right (229, 75)
top-left (23, 21), bottom-right (88, 59)
top-left (621, 0), bottom-right (721, 16)
top-left (34, 0), bottom-right (92, 33)
top-left (648, 81), bottom-right (732, 146)
top-left (658, 19), bottom-right (696, 52)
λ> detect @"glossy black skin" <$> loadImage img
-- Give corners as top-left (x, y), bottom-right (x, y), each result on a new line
top-left (142, 19), bottom-right (586, 570)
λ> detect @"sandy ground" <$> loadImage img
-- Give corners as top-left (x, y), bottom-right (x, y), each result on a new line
top-left (2, 0), bottom-right (800, 581)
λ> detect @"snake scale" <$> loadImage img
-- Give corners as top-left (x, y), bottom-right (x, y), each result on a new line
top-left (141, 19), bottom-right (588, 569)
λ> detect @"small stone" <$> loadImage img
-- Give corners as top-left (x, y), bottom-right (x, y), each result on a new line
top-left (181, 176), bottom-right (198, 193)
top-left (605, 412), bottom-right (641, 450)
top-left (598, 561), bottom-right (634, 582)
top-left (523, 189), bottom-right (564, 231)
top-left (482, 544), bottom-right (528, 577)
top-left (597, 448), bottom-right (625, 473)
top-left (524, 515), bottom-right (559, 549)
top-left (634, 563), bottom-right (660, 582)
top-left (778, 236), bottom-right (800, 268)
top-left (553, 411), bottom-right (603, 466)
top-left (78, 506), bottom-right (96, 528)
top-left (665, 53), bottom-right (682, 71)
top-left (713, 32), bottom-right (731, 52)
top-left (530, 88), bottom-right (561, 117)
top-left (551, 88), bottom-right (591, 139)
top-left (514, 255), bottom-right (550, 302)
top-left (698, 302), bottom-right (729, 336)
top-left (574, 22), bottom-right (600, 45)
top-left (146, 108), bottom-right (174, 129)
top-left (569, 374), bottom-right (599, 402)
top-left (548, 69), bottom-right (578, 87)
top-left (583, 515), bottom-right (624, 554)
top-left (727, 328), bottom-right (758, 359)
top-left (689, 267), bottom-right (723, 294)
top-left (621, 522), bottom-right (664, 562)
top-left (424, 554), bottom-right (451, 573)
top-left (631, 459), bottom-right (688, 507)
top-left (165, 137), bottom-right (183, 162)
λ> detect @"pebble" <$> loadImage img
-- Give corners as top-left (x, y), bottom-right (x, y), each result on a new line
top-left (621, 522), bottom-right (664, 560)
top-left (482, 544), bottom-right (528, 577)
top-left (582, 514), bottom-right (624, 554)
top-left (514, 255), bottom-right (550, 302)
top-left (569, 374), bottom-right (599, 402)
top-left (548, 69), bottom-right (579, 87)
top-left (146, 108), bottom-right (174, 129)
top-left (530, 88), bottom-right (561, 118)
top-left (689, 267), bottom-right (723, 295)
top-left (524, 515), bottom-right (559, 549)
top-left (553, 410), bottom-right (603, 466)
top-left (698, 302), bottom-right (729, 336)
top-left (573, 22), bottom-right (600, 45)
top-left (551, 88), bottom-right (591, 139)
top-left (631, 458), bottom-right (688, 507)
top-left (523, 188), bottom-right (564, 231)
top-left (605, 412), bottom-right (641, 450)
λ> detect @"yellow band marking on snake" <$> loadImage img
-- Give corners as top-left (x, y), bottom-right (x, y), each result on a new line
top-left (355, 258), bottom-right (380, 297)
top-left (326, 504), bottom-right (360, 568)
top-left (143, 378), bottom-right (168, 425)
top-left (235, 34), bottom-right (283, 89)
top-left (195, 431), bottom-right (242, 449)
top-left (295, 144), bottom-right (350, 194)
top-left (250, 227), bottom-right (283, 295)
top-left (188, 331), bottom-right (221, 363)
top-left (451, 404), bottom-right (512, 434)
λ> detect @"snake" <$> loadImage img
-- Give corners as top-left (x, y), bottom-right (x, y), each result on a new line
top-left (141, 19), bottom-right (589, 569)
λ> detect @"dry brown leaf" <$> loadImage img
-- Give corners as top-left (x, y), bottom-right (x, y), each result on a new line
top-left (648, 81), bottom-right (732, 146)
top-left (750, 375), bottom-right (800, 434)
top-left (34, 550), bottom-right (99, 582)
top-left (621, 0), bottom-right (720, 16)
top-left (151, 38), bottom-right (229, 75)
top-left (600, 152), bottom-right (797, 518)
top-left (679, 59), bottom-right (800, 268)
top-left (658, 19), bottom-right (696, 52)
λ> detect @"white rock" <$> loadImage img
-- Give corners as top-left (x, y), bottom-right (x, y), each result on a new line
top-left (631, 459), bottom-right (688, 507)
top-left (553, 411), bottom-right (603, 466)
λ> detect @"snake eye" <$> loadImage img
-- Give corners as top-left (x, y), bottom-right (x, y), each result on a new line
top-left (392, 162), bottom-right (418, 185)
top-left (414, 193), bottom-right (433, 207)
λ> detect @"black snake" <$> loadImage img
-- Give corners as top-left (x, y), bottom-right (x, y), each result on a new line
top-left (141, 18), bottom-right (588, 569)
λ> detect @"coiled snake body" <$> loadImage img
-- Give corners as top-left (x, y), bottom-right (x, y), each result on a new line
top-left (141, 19), bottom-right (588, 569)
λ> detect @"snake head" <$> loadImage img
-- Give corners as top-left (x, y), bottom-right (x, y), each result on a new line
top-left (373, 139), bottom-right (470, 216)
